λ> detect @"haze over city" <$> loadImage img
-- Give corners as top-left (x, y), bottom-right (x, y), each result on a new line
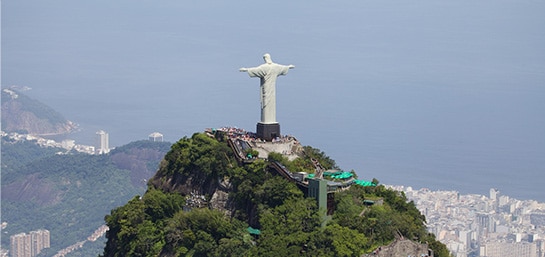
top-left (2, 0), bottom-right (545, 201)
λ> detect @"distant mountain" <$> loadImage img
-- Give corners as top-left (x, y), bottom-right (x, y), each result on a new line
top-left (1, 88), bottom-right (77, 135)
top-left (0, 138), bottom-right (172, 255)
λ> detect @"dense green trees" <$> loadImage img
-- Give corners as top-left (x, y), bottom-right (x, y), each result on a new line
top-left (1, 138), bottom-right (62, 176)
top-left (159, 133), bottom-right (233, 178)
top-left (104, 190), bottom-right (185, 257)
top-left (164, 208), bottom-right (250, 256)
top-left (103, 194), bottom-right (251, 257)
top-left (332, 185), bottom-right (451, 255)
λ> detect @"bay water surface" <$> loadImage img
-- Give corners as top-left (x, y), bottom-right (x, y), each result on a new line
top-left (3, 0), bottom-right (544, 201)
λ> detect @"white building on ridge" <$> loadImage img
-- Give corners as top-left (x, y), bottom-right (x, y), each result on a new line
top-left (148, 132), bottom-right (163, 142)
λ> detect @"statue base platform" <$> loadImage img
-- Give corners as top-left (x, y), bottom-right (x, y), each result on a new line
top-left (256, 122), bottom-right (280, 141)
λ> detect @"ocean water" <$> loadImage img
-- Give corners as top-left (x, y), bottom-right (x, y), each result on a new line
top-left (3, 0), bottom-right (545, 202)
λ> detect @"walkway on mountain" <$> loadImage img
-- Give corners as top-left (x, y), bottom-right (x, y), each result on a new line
top-left (221, 128), bottom-right (374, 193)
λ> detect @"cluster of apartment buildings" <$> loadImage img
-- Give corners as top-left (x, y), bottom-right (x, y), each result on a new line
top-left (1, 130), bottom-right (164, 155)
top-left (0, 131), bottom-right (95, 154)
top-left (8, 229), bottom-right (50, 257)
top-left (389, 185), bottom-right (545, 257)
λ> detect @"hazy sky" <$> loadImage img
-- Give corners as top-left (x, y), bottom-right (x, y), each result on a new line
top-left (2, 0), bottom-right (545, 200)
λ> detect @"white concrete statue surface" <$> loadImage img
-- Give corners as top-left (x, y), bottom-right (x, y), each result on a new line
top-left (240, 53), bottom-right (295, 124)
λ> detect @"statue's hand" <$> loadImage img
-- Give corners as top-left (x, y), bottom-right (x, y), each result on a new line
top-left (288, 65), bottom-right (295, 69)
top-left (239, 68), bottom-right (248, 72)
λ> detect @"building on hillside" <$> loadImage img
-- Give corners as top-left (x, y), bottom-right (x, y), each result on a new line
top-left (10, 229), bottom-right (50, 257)
top-left (61, 139), bottom-right (75, 150)
top-left (148, 132), bottom-right (163, 142)
top-left (96, 130), bottom-right (110, 154)
top-left (29, 230), bottom-right (50, 257)
top-left (9, 234), bottom-right (29, 257)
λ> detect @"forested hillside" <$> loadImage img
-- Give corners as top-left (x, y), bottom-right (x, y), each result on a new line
top-left (102, 133), bottom-right (450, 257)
top-left (0, 138), bottom-right (171, 256)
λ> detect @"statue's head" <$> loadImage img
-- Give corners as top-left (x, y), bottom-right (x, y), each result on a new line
top-left (263, 53), bottom-right (273, 64)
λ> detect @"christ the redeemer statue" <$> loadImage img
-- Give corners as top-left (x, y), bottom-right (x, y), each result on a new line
top-left (240, 53), bottom-right (295, 140)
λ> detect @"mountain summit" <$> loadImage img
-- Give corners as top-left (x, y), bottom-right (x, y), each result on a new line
top-left (102, 130), bottom-right (450, 257)
top-left (1, 88), bottom-right (77, 135)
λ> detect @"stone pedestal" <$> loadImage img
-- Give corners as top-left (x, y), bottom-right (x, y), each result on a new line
top-left (256, 122), bottom-right (280, 141)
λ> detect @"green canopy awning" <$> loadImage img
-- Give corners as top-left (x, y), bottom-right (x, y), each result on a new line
top-left (247, 227), bottom-right (261, 235)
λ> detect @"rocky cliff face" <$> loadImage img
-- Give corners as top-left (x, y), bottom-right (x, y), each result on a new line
top-left (148, 163), bottom-right (235, 216)
top-left (370, 239), bottom-right (432, 257)
top-left (1, 88), bottom-right (77, 135)
top-left (145, 133), bottom-right (239, 216)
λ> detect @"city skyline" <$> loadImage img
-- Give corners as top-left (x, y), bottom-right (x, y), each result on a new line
top-left (393, 185), bottom-right (545, 257)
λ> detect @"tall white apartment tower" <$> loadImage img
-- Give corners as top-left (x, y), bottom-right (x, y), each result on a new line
top-left (30, 230), bottom-right (50, 256)
top-left (10, 229), bottom-right (50, 257)
top-left (490, 188), bottom-right (500, 201)
top-left (10, 233), bottom-right (30, 257)
top-left (96, 130), bottom-right (110, 154)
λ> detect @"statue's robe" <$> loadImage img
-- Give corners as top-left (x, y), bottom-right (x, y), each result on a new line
top-left (246, 63), bottom-right (290, 124)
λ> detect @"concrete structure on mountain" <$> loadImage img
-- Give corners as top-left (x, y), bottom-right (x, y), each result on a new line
top-left (240, 53), bottom-right (295, 141)
top-left (148, 132), bottom-right (163, 142)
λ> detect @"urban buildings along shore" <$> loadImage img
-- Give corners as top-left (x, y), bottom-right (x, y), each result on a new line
top-left (390, 186), bottom-right (545, 257)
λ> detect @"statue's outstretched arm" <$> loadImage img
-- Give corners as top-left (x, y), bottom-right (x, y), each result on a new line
top-left (288, 65), bottom-right (295, 69)
top-left (239, 68), bottom-right (248, 72)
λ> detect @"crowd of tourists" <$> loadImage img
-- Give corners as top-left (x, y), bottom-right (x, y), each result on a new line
top-left (208, 126), bottom-right (299, 145)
